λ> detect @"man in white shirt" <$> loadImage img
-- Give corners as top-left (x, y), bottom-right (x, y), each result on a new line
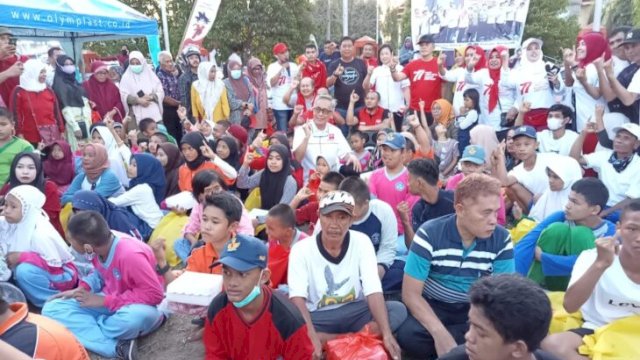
top-left (288, 191), bottom-right (405, 360)
top-left (541, 199), bottom-right (640, 359)
top-left (537, 104), bottom-right (579, 155)
top-left (45, 46), bottom-right (63, 87)
top-left (267, 42), bottom-right (299, 131)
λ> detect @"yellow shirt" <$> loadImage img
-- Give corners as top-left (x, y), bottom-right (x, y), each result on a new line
top-left (190, 85), bottom-right (230, 122)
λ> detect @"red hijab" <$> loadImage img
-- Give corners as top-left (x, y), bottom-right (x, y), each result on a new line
top-left (577, 32), bottom-right (612, 68)
top-left (464, 45), bottom-right (487, 71)
top-left (43, 140), bottom-right (75, 186)
top-left (83, 61), bottom-right (125, 121)
top-left (488, 46), bottom-right (508, 113)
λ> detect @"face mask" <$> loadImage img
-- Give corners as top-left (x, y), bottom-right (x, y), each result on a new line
top-left (61, 65), bottom-right (76, 74)
top-left (232, 270), bottom-right (263, 308)
top-left (230, 69), bottom-right (242, 80)
top-left (130, 65), bottom-right (143, 74)
top-left (546, 117), bottom-right (564, 131)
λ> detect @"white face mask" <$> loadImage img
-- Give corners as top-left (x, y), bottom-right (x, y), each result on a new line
top-left (547, 117), bottom-right (564, 131)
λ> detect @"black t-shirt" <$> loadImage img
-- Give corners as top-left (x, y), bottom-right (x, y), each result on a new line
top-left (411, 190), bottom-right (455, 231)
top-left (438, 345), bottom-right (561, 360)
top-left (328, 58), bottom-right (367, 110)
top-left (608, 63), bottom-right (640, 124)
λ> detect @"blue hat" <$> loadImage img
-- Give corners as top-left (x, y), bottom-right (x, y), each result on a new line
top-left (215, 234), bottom-right (267, 272)
top-left (512, 125), bottom-right (537, 140)
top-left (381, 132), bottom-right (406, 150)
top-left (460, 145), bottom-right (486, 165)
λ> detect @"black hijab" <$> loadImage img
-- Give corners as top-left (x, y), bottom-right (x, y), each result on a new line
top-left (180, 132), bottom-right (207, 170)
top-left (7, 152), bottom-right (46, 192)
top-left (259, 144), bottom-right (292, 209)
top-left (270, 132), bottom-right (301, 170)
top-left (51, 55), bottom-right (86, 108)
top-left (215, 135), bottom-right (240, 170)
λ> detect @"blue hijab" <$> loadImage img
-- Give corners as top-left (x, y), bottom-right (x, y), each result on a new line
top-left (71, 190), bottom-right (143, 240)
top-left (129, 153), bottom-right (166, 204)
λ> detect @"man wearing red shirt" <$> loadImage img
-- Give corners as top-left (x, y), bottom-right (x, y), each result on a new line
top-left (204, 234), bottom-right (313, 359)
top-left (362, 42), bottom-right (379, 67)
top-left (301, 44), bottom-right (327, 91)
top-left (0, 28), bottom-right (27, 107)
top-left (390, 34), bottom-right (443, 123)
top-left (346, 90), bottom-right (391, 132)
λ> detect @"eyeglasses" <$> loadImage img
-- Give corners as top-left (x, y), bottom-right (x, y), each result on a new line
top-left (313, 107), bottom-right (332, 115)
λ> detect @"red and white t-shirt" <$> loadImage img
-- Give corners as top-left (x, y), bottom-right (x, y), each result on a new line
top-left (357, 106), bottom-right (389, 127)
top-left (402, 58), bottom-right (443, 112)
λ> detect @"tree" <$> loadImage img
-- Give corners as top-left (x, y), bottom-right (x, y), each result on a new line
top-left (382, 7), bottom-right (401, 49)
top-left (603, 0), bottom-right (634, 31)
top-left (311, 0), bottom-right (378, 43)
top-left (522, 0), bottom-right (580, 62)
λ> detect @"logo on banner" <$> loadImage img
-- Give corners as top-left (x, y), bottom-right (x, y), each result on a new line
top-left (179, 0), bottom-right (222, 53)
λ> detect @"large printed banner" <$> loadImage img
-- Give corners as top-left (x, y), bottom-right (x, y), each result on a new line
top-left (178, 0), bottom-right (221, 53)
top-left (411, 0), bottom-right (531, 50)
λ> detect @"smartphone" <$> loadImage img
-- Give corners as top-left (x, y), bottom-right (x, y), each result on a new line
top-left (545, 63), bottom-right (560, 76)
top-left (8, 37), bottom-right (17, 47)
top-left (137, 90), bottom-right (145, 98)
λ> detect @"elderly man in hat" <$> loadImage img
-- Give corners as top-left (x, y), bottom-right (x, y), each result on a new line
top-left (267, 42), bottom-right (299, 131)
top-left (289, 190), bottom-right (406, 360)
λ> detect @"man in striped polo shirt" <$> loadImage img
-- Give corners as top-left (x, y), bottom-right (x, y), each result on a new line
top-left (396, 173), bottom-right (515, 359)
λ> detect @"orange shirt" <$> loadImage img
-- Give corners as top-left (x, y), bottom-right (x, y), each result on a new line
top-left (413, 148), bottom-right (434, 160)
top-left (185, 242), bottom-right (223, 274)
top-left (178, 161), bottom-right (235, 192)
top-left (0, 303), bottom-right (89, 360)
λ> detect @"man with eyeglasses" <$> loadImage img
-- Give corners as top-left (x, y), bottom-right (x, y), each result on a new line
top-left (157, 51), bottom-right (183, 143)
top-left (292, 94), bottom-right (362, 181)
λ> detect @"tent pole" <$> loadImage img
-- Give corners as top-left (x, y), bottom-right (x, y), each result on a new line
top-left (160, 0), bottom-right (171, 52)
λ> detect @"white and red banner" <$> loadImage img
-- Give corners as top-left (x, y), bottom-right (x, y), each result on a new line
top-left (178, 0), bottom-right (221, 53)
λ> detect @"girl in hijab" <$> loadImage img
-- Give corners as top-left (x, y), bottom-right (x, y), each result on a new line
top-left (12, 59), bottom-right (64, 146)
top-left (71, 190), bottom-right (145, 241)
top-left (214, 135), bottom-right (241, 171)
top-left (191, 61), bottom-right (230, 122)
top-left (51, 55), bottom-right (91, 151)
top-left (61, 143), bottom-right (124, 205)
top-left (0, 152), bottom-right (63, 236)
top-left (156, 143), bottom-right (182, 198)
top-left (43, 140), bottom-right (75, 194)
top-left (178, 132), bottom-right (237, 192)
top-left (429, 98), bottom-right (458, 140)
top-left (441, 45), bottom-right (487, 117)
top-left (529, 156), bottom-right (583, 222)
top-left (83, 61), bottom-right (126, 123)
top-left (246, 57), bottom-right (269, 131)
top-left (0, 185), bottom-right (77, 307)
top-left (119, 51), bottom-right (164, 126)
top-left (91, 125), bottom-right (132, 187)
top-left (248, 131), bottom-right (304, 188)
top-left (236, 144), bottom-right (297, 209)
top-left (224, 55), bottom-right (256, 125)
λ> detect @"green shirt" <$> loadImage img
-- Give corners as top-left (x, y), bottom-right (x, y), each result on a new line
top-left (0, 136), bottom-right (34, 184)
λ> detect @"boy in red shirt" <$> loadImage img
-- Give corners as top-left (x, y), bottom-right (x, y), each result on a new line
top-left (204, 234), bottom-right (313, 359)
top-left (300, 43), bottom-right (327, 90)
top-left (265, 204), bottom-right (309, 289)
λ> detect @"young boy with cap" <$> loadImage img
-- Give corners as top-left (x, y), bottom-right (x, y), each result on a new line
top-left (204, 234), bottom-right (313, 359)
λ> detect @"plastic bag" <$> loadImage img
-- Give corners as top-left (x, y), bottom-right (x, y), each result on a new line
top-left (149, 212), bottom-right (189, 267)
top-left (325, 330), bottom-right (389, 360)
top-left (579, 315), bottom-right (640, 360)
top-left (547, 292), bottom-right (583, 334)
top-left (509, 218), bottom-right (537, 245)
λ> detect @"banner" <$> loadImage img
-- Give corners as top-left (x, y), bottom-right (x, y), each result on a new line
top-left (178, 0), bottom-right (221, 53)
top-left (411, 0), bottom-right (531, 50)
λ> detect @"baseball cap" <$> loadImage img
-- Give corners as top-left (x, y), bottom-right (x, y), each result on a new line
top-left (273, 42), bottom-right (288, 55)
top-left (381, 132), bottom-right (406, 150)
top-left (319, 191), bottom-right (355, 216)
top-left (460, 145), bottom-right (486, 165)
top-left (512, 125), bottom-right (537, 140)
top-left (0, 27), bottom-right (12, 36)
top-left (522, 38), bottom-right (544, 49)
top-left (417, 34), bottom-right (435, 45)
top-left (620, 28), bottom-right (640, 47)
top-left (215, 234), bottom-right (268, 272)
top-left (613, 123), bottom-right (640, 139)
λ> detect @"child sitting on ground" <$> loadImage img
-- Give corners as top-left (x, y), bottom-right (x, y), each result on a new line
top-left (340, 130), bottom-right (372, 176)
top-left (305, 155), bottom-right (331, 203)
top-left (290, 171), bottom-right (344, 235)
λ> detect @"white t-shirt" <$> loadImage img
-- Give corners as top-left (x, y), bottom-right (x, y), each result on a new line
top-left (292, 122), bottom-right (350, 180)
top-left (627, 69), bottom-right (640, 95)
top-left (509, 152), bottom-right (559, 198)
top-left (571, 64), bottom-right (607, 132)
top-left (266, 61), bottom-right (299, 110)
top-left (583, 150), bottom-right (640, 206)
top-left (443, 67), bottom-right (482, 116)
top-left (288, 230), bottom-right (383, 312)
top-left (537, 129), bottom-right (579, 156)
top-left (502, 66), bottom-right (562, 110)
top-left (569, 249), bottom-right (640, 329)
top-left (370, 65), bottom-right (409, 112)
top-left (612, 55), bottom-right (630, 78)
top-left (465, 68), bottom-right (517, 130)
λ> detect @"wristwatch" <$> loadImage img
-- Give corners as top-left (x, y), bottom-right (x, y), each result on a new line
top-left (156, 263), bottom-right (170, 275)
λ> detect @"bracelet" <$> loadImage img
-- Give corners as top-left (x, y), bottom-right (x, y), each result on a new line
top-left (156, 263), bottom-right (170, 275)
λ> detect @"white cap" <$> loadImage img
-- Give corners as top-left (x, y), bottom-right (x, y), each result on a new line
top-left (613, 123), bottom-right (640, 140)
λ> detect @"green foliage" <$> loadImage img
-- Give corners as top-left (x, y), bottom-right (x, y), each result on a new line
top-left (311, 0), bottom-right (378, 43)
top-left (522, 0), bottom-right (580, 62)
top-left (382, 7), bottom-right (401, 49)
top-left (604, 0), bottom-right (634, 31)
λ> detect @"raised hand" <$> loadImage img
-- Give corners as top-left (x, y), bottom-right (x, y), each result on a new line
top-left (334, 64), bottom-right (345, 77)
top-left (438, 52), bottom-right (447, 67)
top-left (350, 90), bottom-right (360, 104)
top-left (562, 46), bottom-right (576, 67)
top-left (200, 140), bottom-right (216, 159)
top-left (177, 105), bottom-right (187, 120)
top-left (291, 78), bottom-right (300, 89)
top-left (594, 232), bottom-right (619, 268)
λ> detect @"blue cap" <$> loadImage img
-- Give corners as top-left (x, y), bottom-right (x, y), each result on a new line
top-left (460, 145), bottom-right (486, 165)
top-left (512, 125), bottom-right (537, 140)
top-left (381, 132), bottom-right (406, 150)
top-left (215, 234), bottom-right (267, 272)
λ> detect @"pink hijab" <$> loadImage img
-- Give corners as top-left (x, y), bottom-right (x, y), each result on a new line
top-left (119, 51), bottom-right (165, 122)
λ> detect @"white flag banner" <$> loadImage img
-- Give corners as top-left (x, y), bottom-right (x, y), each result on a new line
top-left (179, 0), bottom-right (221, 53)
top-left (411, 0), bottom-right (531, 50)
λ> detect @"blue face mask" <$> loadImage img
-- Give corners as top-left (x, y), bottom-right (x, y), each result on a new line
top-left (130, 65), bottom-right (143, 74)
top-left (230, 69), bottom-right (242, 80)
top-left (232, 270), bottom-right (263, 308)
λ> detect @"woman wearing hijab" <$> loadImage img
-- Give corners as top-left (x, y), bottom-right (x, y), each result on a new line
top-left (51, 55), bottom-right (91, 151)
top-left (71, 190), bottom-right (145, 241)
top-left (43, 140), bottom-right (75, 194)
top-left (528, 156), bottom-right (583, 223)
top-left (83, 61), bottom-right (126, 123)
top-left (119, 51), bottom-right (164, 127)
top-left (248, 131), bottom-right (304, 189)
top-left (11, 59), bottom-right (64, 146)
top-left (191, 61), bottom-right (230, 122)
top-left (0, 152), bottom-right (63, 236)
top-left (441, 45), bottom-right (488, 117)
top-left (156, 142), bottom-right (182, 198)
top-left (246, 57), bottom-right (269, 132)
top-left (108, 65), bottom-right (123, 86)
top-left (430, 98), bottom-right (458, 140)
top-left (224, 54), bottom-right (256, 125)
top-left (470, 125), bottom-right (500, 167)
top-left (0, 185), bottom-right (77, 307)
top-left (90, 125), bottom-right (132, 187)
top-left (214, 135), bottom-right (241, 171)
top-left (236, 144), bottom-right (297, 209)
top-left (178, 132), bottom-right (237, 192)
top-left (61, 143), bottom-right (124, 205)
top-left (399, 36), bottom-right (414, 66)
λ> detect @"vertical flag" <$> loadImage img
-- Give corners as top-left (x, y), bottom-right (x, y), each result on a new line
top-left (178, 0), bottom-right (222, 53)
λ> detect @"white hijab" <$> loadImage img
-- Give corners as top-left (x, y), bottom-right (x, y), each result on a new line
top-left (519, 38), bottom-right (546, 77)
top-left (19, 59), bottom-right (47, 92)
top-left (194, 61), bottom-right (224, 121)
top-left (92, 126), bottom-right (131, 187)
top-left (0, 185), bottom-right (73, 267)
top-left (529, 156), bottom-right (583, 222)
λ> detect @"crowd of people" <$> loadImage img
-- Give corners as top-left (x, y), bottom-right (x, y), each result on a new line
top-left (0, 17), bottom-right (639, 360)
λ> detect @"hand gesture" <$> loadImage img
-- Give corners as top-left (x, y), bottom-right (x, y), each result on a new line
top-left (183, 119), bottom-right (193, 132)
top-left (89, 100), bottom-right (97, 109)
top-left (437, 52), bottom-right (447, 67)
top-left (346, 154), bottom-right (362, 173)
top-left (295, 187), bottom-right (313, 201)
top-left (349, 90), bottom-right (360, 104)
top-left (104, 114), bottom-right (116, 129)
top-left (37, 141), bottom-right (46, 152)
top-left (575, 67), bottom-right (587, 82)
top-left (397, 201), bottom-right (410, 222)
top-left (593, 55), bottom-right (605, 69)
top-left (595, 104), bottom-right (605, 119)
top-left (418, 99), bottom-right (425, 111)
top-left (200, 140), bottom-right (216, 159)
top-left (243, 151), bottom-right (255, 166)
top-left (562, 46), bottom-right (576, 67)
top-left (520, 101), bottom-right (532, 113)
top-left (500, 49), bottom-right (510, 62)
top-left (389, 56), bottom-right (398, 69)
top-left (127, 130), bottom-right (138, 142)
top-left (5, 61), bottom-right (23, 78)
top-left (150, 238), bottom-right (166, 264)
top-left (367, 65), bottom-right (375, 75)
top-left (512, 202), bottom-right (523, 220)
top-left (291, 78), bottom-right (300, 89)
top-left (72, 288), bottom-right (105, 308)
top-left (252, 131), bottom-right (267, 148)
top-left (408, 114), bottom-right (420, 128)
top-left (492, 140), bottom-right (506, 163)
top-left (466, 54), bottom-right (478, 70)
top-left (334, 64), bottom-right (345, 77)
top-left (171, 206), bottom-right (187, 216)
top-left (595, 232), bottom-right (619, 268)
top-left (459, 106), bottom-right (468, 115)
top-left (177, 105), bottom-right (187, 120)
top-left (74, 130), bottom-right (83, 140)
top-left (302, 123), bottom-right (312, 138)
top-left (293, 104), bottom-right (304, 115)
top-left (584, 120), bottom-right (597, 134)
top-left (603, 59), bottom-right (614, 76)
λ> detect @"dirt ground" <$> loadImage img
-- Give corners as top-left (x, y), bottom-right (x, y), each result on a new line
top-left (89, 314), bottom-right (204, 360)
